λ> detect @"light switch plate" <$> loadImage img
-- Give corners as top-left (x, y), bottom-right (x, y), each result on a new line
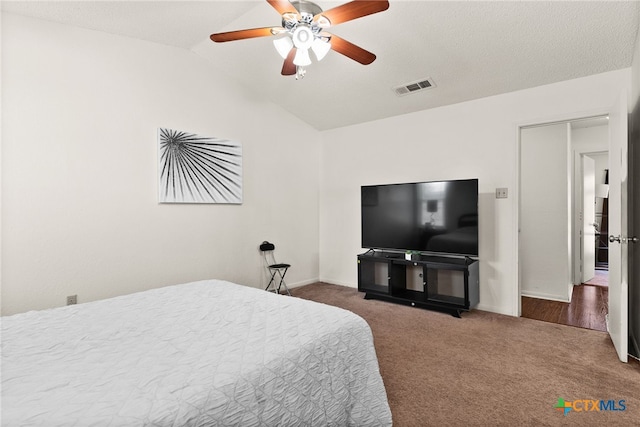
top-left (496, 188), bottom-right (508, 199)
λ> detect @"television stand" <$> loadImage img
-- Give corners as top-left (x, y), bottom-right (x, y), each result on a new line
top-left (357, 251), bottom-right (479, 317)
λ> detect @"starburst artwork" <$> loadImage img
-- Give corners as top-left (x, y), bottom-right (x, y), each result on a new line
top-left (158, 128), bottom-right (242, 204)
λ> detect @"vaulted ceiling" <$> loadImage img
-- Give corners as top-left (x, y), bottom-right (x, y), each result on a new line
top-left (3, 1), bottom-right (639, 130)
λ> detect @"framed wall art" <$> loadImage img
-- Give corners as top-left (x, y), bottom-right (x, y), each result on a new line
top-left (158, 128), bottom-right (242, 204)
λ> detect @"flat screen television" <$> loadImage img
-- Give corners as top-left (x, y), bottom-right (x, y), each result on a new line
top-left (361, 179), bottom-right (478, 257)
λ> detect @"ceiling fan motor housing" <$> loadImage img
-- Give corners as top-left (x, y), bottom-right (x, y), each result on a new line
top-left (291, 1), bottom-right (323, 19)
top-left (283, 1), bottom-right (328, 54)
top-left (283, 1), bottom-right (325, 33)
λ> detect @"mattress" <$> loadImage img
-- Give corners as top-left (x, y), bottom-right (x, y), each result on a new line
top-left (1, 280), bottom-right (392, 426)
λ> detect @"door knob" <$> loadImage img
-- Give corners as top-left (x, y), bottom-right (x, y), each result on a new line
top-left (609, 235), bottom-right (639, 243)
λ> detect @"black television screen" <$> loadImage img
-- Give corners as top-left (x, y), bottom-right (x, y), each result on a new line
top-left (361, 179), bottom-right (478, 256)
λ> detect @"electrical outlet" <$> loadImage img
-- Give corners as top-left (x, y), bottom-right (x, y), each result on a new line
top-left (66, 295), bottom-right (77, 305)
top-left (495, 188), bottom-right (508, 199)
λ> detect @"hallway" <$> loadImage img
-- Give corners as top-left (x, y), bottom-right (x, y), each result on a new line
top-left (521, 281), bottom-right (608, 332)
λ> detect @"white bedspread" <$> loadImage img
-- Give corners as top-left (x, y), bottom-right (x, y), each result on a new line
top-left (1, 280), bottom-right (392, 426)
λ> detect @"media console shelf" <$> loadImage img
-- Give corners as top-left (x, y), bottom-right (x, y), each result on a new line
top-left (357, 251), bottom-right (479, 317)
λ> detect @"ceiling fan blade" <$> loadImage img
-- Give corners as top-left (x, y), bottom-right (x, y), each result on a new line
top-left (313, 0), bottom-right (389, 26)
top-left (281, 48), bottom-right (297, 75)
top-left (267, 0), bottom-right (299, 17)
top-left (329, 34), bottom-right (376, 65)
top-left (210, 27), bottom-right (281, 43)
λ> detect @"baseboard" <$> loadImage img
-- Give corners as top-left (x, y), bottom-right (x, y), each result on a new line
top-left (318, 278), bottom-right (357, 289)
top-left (475, 303), bottom-right (512, 316)
top-left (287, 278), bottom-right (320, 289)
top-left (520, 290), bottom-right (571, 303)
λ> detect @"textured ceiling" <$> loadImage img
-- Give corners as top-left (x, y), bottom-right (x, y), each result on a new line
top-left (3, 1), bottom-right (639, 130)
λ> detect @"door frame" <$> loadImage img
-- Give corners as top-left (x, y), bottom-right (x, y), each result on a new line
top-left (514, 107), bottom-right (611, 317)
top-left (575, 150), bottom-right (609, 284)
top-left (580, 154), bottom-right (597, 284)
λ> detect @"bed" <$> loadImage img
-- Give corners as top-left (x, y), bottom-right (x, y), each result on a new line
top-left (1, 280), bottom-right (392, 426)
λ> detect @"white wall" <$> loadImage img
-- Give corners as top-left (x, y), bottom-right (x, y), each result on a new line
top-left (520, 123), bottom-right (571, 301)
top-left (572, 126), bottom-right (609, 167)
top-left (319, 69), bottom-right (631, 315)
top-left (1, 14), bottom-right (321, 315)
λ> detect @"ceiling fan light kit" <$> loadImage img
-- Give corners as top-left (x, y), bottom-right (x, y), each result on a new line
top-left (274, 36), bottom-right (294, 58)
top-left (210, 0), bottom-right (390, 79)
top-left (292, 24), bottom-right (314, 49)
top-left (311, 38), bottom-right (331, 61)
top-left (294, 47), bottom-right (312, 66)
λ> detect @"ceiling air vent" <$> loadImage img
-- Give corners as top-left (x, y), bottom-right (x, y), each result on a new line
top-left (394, 78), bottom-right (436, 97)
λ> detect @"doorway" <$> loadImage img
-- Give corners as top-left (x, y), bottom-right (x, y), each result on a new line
top-left (519, 116), bottom-right (609, 332)
top-left (581, 151), bottom-right (609, 284)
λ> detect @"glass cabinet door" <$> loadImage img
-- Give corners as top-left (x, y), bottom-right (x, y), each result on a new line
top-left (425, 267), bottom-right (467, 306)
top-left (358, 258), bottom-right (391, 294)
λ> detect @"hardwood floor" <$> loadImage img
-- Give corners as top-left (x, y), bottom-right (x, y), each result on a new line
top-left (521, 284), bottom-right (608, 332)
top-left (584, 269), bottom-right (609, 287)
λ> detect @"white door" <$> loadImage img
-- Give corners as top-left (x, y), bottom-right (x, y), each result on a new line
top-left (607, 93), bottom-right (629, 363)
top-left (582, 155), bottom-right (596, 283)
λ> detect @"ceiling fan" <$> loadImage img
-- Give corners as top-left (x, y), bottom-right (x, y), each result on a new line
top-left (210, 0), bottom-right (390, 79)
